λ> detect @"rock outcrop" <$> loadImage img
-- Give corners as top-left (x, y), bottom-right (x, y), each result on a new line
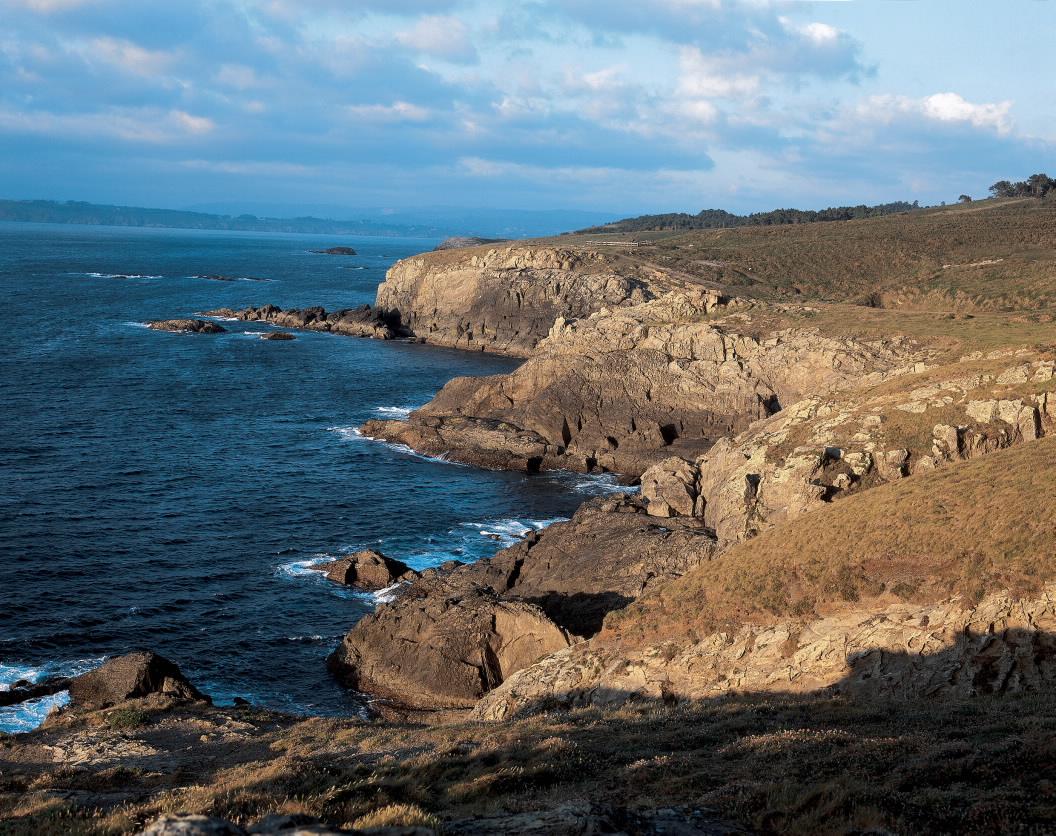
top-left (328, 583), bottom-right (572, 710)
top-left (475, 584), bottom-right (1056, 720)
top-left (148, 319), bottom-right (226, 334)
top-left (327, 496), bottom-right (715, 708)
top-left (365, 291), bottom-right (918, 475)
top-left (315, 549), bottom-right (418, 591)
top-left (68, 652), bottom-right (208, 709)
top-left (374, 246), bottom-right (665, 356)
top-left (203, 305), bottom-right (403, 340)
top-left (639, 351), bottom-right (1056, 543)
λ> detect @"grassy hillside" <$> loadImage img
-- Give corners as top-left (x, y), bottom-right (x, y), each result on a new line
top-left (605, 435), bottom-right (1056, 646)
top-left (556, 198), bottom-right (1056, 312)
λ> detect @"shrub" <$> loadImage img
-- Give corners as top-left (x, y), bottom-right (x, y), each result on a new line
top-left (351, 802), bottom-right (441, 832)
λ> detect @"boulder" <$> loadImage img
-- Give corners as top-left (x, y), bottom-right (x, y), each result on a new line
top-left (328, 584), bottom-right (572, 710)
top-left (68, 652), bottom-right (208, 709)
top-left (148, 319), bottom-right (226, 334)
top-left (642, 457), bottom-right (701, 517)
top-left (261, 332), bottom-right (295, 341)
top-left (316, 550), bottom-right (417, 590)
top-left (140, 815), bottom-right (244, 836)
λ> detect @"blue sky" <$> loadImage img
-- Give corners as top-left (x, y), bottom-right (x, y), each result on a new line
top-left (0, 0), bottom-right (1052, 215)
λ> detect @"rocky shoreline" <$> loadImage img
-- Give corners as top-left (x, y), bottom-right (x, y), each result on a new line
top-left (16, 204), bottom-right (1056, 834)
top-left (133, 234), bottom-right (1056, 720)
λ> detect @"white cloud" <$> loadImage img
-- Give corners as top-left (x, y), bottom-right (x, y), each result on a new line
top-left (86, 36), bottom-right (175, 77)
top-left (395, 15), bottom-right (477, 62)
top-left (781, 19), bottom-right (841, 46)
top-left (216, 64), bottom-right (260, 90)
top-left (172, 110), bottom-right (215, 134)
top-left (345, 101), bottom-right (431, 121)
top-left (677, 47), bottom-right (759, 99)
top-left (1, 0), bottom-right (90, 11)
top-left (0, 107), bottom-right (215, 142)
top-left (860, 92), bottom-right (1014, 135)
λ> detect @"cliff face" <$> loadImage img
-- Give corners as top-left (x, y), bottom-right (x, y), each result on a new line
top-left (364, 289), bottom-right (919, 476)
top-left (475, 583), bottom-right (1056, 720)
top-left (641, 350), bottom-right (1056, 541)
top-left (475, 435), bottom-right (1056, 719)
top-left (375, 246), bottom-right (663, 356)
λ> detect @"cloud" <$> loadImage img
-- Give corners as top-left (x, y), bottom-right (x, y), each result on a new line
top-left (395, 14), bottom-right (478, 63)
top-left (345, 101), bottom-right (431, 121)
top-left (677, 47), bottom-right (759, 98)
top-left (0, 106), bottom-right (215, 142)
top-left (86, 36), bottom-right (175, 76)
top-left (860, 92), bottom-right (1014, 135)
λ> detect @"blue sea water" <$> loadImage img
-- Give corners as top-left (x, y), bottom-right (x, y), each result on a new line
top-left (0, 223), bottom-right (621, 731)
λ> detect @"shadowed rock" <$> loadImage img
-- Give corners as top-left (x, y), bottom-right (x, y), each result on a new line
top-left (328, 584), bottom-right (572, 710)
top-left (69, 652), bottom-right (208, 710)
top-left (315, 550), bottom-right (418, 591)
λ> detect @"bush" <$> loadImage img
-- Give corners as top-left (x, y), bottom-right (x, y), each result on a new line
top-left (105, 707), bottom-right (151, 730)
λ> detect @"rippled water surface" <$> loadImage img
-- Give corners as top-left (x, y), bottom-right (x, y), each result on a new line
top-left (0, 223), bottom-right (621, 730)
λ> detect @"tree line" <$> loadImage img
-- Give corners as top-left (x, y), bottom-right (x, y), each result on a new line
top-left (989, 173), bottom-right (1054, 199)
top-left (578, 201), bottom-right (919, 234)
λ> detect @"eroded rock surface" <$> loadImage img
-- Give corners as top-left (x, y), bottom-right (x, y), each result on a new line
top-left (366, 291), bottom-right (917, 475)
top-left (640, 350), bottom-right (1056, 543)
top-left (375, 246), bottom-right (664, 356)
top-left (475, 584), bottom-right (1056, 720)
top-left (328, 584), bottom-right (572, 710)
top-left (70, 652), bottom-right (208, 710)
top-left (328, 497), bottom-right (715, 708)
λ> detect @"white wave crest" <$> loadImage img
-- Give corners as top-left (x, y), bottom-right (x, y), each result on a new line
top-left (0, 656), bottom-right (107, 734)
top-left (328, 426), bottom-right (468, 467)
top-left (373, 406), bottom-right (416, 418)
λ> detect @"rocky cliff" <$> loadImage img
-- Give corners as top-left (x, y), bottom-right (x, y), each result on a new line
top-left (374, 245), bottom-right (665, 356)
top-left (475, 436), bottom-right (1056, 718)
top-left (364, 290), bottom-right (920, 475)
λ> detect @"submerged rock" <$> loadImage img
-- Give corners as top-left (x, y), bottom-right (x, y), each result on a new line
top-left (261, 331), bottom-right (295, 341)
top-left (148, 319), bottom-right (226, 334)
top-left (315, 549), bottom-right (418, 591)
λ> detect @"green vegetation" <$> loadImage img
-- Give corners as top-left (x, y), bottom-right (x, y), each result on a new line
top-left (989, 172), bottom-right (1055, 199)
top-left (578, 200), bottom-right (918, 234)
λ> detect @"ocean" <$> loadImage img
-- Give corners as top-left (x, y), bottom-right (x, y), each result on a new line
top-left (0, 222), bottom-right (621, 732)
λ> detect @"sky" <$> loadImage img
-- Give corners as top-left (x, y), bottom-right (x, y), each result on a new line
top-left (0, 0), bottom-right (1053, 216)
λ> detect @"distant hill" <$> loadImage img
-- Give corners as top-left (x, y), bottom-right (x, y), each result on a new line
top-left (577, 200), bottom-right (919, 234)
top-left (0, 199), bottom-right (447, 238)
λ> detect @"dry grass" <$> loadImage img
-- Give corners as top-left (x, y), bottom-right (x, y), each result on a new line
top-left (4, 690), bottom-right (1056, 835)
top-left (605, 436), bottom-right (1056, 645)
top-left (617, 198), bottom-right (1056, 311)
